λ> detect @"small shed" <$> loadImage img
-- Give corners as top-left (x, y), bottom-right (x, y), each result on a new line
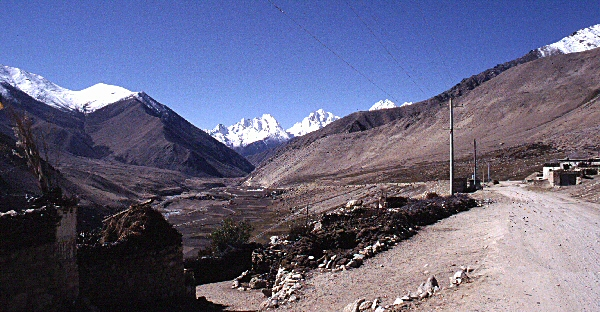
top-left (548, 170), bottom-right (579, 186)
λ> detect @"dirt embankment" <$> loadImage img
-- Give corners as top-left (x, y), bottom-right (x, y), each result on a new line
top-left (197, 182), bottom-right (600, 311)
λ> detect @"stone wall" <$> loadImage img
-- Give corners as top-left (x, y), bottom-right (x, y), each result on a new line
top-left (77, 203), bottom-right (187, 309)
top-left (78, 244), bottom-right (186, 308)
top-left (0, 206), bottom-right (78, 312)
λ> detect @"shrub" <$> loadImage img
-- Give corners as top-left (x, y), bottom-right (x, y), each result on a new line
top-left (424, 192), bottom-right (439, 199)
top-left (287, 220), bottom-right (311, 241)
top-left (210, 217), bottom-right (253, 253)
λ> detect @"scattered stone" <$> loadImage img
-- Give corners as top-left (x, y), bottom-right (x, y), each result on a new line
top-left (312, 221), bottom-right (323, 232)
top-left (393, 297), bottom-right (404, 305)
top-left (417, 275), bottom-right (439, 299)
top-left (249, 276), bottom-right (267, 289)
top-left (346, 260), bottom-right (359, 268)
top-left (371, 298), bottom-right (380, 309)
top-left (346, 199), bottom-right (364, 208)
top-left (451, 269), bottom-right (470, 286)
top-left (343, 298), bottom-right (365, 312)
top-left (358, 300), bottom-right (372, 311)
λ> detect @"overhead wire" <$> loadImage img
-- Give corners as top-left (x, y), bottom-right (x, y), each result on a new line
top-left (265, 0), bottom-right (399, 103)
top-left (415, 2), bottom-right (460, 86)
top-left (344, 0), bottom-right (428, 98)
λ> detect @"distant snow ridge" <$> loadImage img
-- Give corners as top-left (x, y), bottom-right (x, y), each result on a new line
top-left (0, 65), bottom-right (134, 112)
top-left (287, 109), bottom-right (340, 137)
top-left (369, 99), bottom-right (412, 111)
top-left (207, 114), bottom-right (291, 148)
top-left (537, 24), bottom-right (600, 57)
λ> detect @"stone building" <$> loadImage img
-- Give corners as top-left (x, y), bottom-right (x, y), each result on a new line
top-left (0, 205), bottom-right (78, 312)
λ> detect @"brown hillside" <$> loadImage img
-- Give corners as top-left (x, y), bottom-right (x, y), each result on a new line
top-left (248, 48), bottom-right (600, 187)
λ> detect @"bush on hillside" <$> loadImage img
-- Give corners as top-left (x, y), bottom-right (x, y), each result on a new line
top-left (210, 217), bottom-right (253, 253)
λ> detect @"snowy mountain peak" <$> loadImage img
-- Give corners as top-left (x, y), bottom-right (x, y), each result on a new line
top-left (537, 24), bottom-right (600, 57)
top-left (368, 99), bottom-right (413, 111)
top-left (208, 114), bottom-right (290, 148)
top-left (0, 64), bottom-right (135, 113)
top-left (369, 99), bottom-right (397, 111)
top-left (287, 109), bottom-right (340, 137)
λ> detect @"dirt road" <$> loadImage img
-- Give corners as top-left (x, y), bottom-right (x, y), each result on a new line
top-left (197, 182), bottom-right (600, 311)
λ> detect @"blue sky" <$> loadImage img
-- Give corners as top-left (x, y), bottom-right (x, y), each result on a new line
top-left (3, 0), bottom-right (599, 129)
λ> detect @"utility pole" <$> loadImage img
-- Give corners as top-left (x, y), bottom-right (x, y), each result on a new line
top-left (473, 139), bottom-right (477, 182)
top-left (487, 162), bottom-right (490, 183)
top-left (449, 98), bottom-right (454, 195)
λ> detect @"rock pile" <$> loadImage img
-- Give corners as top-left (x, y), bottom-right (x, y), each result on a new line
top-left (242, 195), bottom-right (477, 308)
top-left (259, 267), bottom-right (305, 309)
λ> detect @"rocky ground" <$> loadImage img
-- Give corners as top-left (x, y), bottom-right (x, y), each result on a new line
top-left (196, 181), bottom-right (600, 311)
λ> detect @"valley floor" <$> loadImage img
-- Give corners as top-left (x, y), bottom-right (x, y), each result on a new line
top-left (196, 182), bottom-right (600, 311)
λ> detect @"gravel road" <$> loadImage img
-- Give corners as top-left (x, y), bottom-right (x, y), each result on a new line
top-left (197, 182), bottom-right (600, 311)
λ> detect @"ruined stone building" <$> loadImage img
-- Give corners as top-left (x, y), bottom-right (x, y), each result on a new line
top-left (0, 204), bottom-right (78, 312)
top-left (1, 200), bottom-right (191, 311)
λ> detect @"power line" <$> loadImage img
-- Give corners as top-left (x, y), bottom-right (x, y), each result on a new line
top-left (266, 0), bottom-right (399, 103)
top-left (344, 0), bottom-right (428, 98)
top-left (415, 2), bottom-right (460, 85)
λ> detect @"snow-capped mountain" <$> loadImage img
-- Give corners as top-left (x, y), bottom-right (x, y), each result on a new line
top-left (287, 109), bottom-right (340, 137)
top-left (207, 114), bottom-right (291, 149)
top-left (0, 65), bottom-right (135, 112)
top-left (0, 64), bottom-right (254, 179)
top-left (369, 99), bottom-right (412, 111)
top-left (537, 24), bottom-right (600, 57)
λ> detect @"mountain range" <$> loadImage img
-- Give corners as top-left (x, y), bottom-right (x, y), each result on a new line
top-left (0, 67), bottom-right (254, 207)
top-left (246, 24), bottom-right (600, 187)
top-left (206, 109), bottom-right (341, 160)
top-left (1, 23), bottom-right (599, 207)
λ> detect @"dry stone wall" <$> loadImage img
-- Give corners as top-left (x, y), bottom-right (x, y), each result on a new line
top-left (78, 244), bottom-right (186, 308)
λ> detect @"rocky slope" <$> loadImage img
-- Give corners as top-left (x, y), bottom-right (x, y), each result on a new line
top-left (247, 41), bottom-right (600, 187)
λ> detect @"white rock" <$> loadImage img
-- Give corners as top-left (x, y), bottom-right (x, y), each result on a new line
top-left (346, 199), bottom-right (363, 208)
top-left (358, 300), bottom-right (372, 310)
top-left (343, 298), bottom-right (365, 312)
top-left (371, 298), bottom-right (380, 309)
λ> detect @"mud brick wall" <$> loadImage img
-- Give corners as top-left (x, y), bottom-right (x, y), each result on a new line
top-left (78, 244), bottom-right (186, 308)
top-left (0, 206), bottom-right (78, 312)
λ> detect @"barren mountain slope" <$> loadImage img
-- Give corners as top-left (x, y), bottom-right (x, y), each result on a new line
top-left (248, 48), bottom-right (600, 187)
top-left (0, 83), bottom-right (255, 209)
top-left (85, 96), bottom-right (254, 178)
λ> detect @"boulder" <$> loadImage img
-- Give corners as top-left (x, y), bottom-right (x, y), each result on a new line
top-left (451, 270), bottom-right (470, 285)
top-left (346, 199), bottom-right (363, 208)
top-left (417, 275), bottom-right (439, 299)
